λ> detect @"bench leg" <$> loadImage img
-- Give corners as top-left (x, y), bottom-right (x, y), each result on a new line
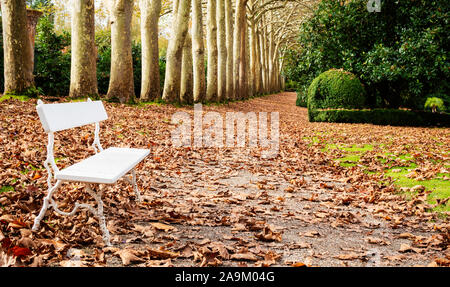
top-left (85, 184), bottom-right (111, 246)
top-left (32, 180), bottom-right (62, 232)
top-left (131, 169), bottom-right (142, 202)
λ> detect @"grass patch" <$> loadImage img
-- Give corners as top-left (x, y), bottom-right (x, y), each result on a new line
top-left (320, 142), bottom-right (449, 212)
top-left (385, 165), bottom-right (450, 212)
top-left (336, 154), bottom-right (360, 167)
top-left (0, 186), bottom-right (14, 193)
top-left (0, 94), bottom-right (32, 102)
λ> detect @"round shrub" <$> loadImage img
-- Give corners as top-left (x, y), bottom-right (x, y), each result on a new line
top-left (424, 97), bottom-right (445, 113)
top-left (307, 69), bottom-right (366, 110)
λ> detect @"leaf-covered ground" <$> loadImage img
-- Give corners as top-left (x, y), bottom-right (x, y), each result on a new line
top-left (0, 92), bottom-right (448, 267)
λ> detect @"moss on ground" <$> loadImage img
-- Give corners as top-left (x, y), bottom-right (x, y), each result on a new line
top-left (301, 136), bottom-right (450, 212)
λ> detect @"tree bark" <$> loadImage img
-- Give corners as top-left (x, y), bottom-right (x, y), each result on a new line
top-left (225, 0), bottom-right (233, 100)
top-left (255, 27), bottom-right (262, 94)
top-left (26, 9), bottom-right (42, 78)
top-left (238, 5), bottom-right (248, 100)
top-left (140, 0), bottom-right (161, 101)
top-left (1, 0), bottom-right (34, 94)
top-left (162, 0), bottom-right (191, 103)
top-left (232, 0), bottom-right (247, 100)
top-left (205, 0), bottom-right (218, 102)
top-left (191, 0), bottom-right (205, 103)
top-left (216, 0), bottom-right (226, 102)
top-left (107, 0), bottom-right (135, 103)
top-left (69, 0), bottom-right (98, 98)
top-left (180, 31), bottom-right (193, 104)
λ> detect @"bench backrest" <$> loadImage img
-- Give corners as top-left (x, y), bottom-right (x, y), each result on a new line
top-left (36, 99), bottom-right (108, 133)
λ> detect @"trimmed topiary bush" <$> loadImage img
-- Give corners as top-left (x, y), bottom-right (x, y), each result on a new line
top-left (307, 69), bottom-right (366, 111)
top-left (425, 97), bottom-right (446, 113)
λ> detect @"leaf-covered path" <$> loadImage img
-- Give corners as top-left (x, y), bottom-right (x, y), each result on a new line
top-left (0, 92), bottom-right (448, 267)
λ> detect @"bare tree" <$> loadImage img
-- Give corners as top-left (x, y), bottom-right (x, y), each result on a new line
top-left (162, 0), bottom-right (191, 103)
top-left (180, 31), bottom-right (193, 104)
top-left (1, 0), bottom-right (34, 94)
top-left (205, 0), bottom-right (218, 102)
top-left (107, 0), bottom-right (135, 103)
top-left (191, 0), bottom-right (205, 102)
top-left (69, 0), bottom-right (98, 98)
top-left (140, 0), bottom-right (162, 101)
top-left (216, 0), bottom-right (226, 102)
top-left (225, 0), bottom-right (233, 100)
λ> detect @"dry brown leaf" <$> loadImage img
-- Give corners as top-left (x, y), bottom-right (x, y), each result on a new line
top-left (333, 253), bottom-right (362, 260)
top-left (255, 226), bottom-right (282, 242)
top-left (230, 253), bottom-right (258, 261)
top-left (151, 222), bottom-right (175, 232)
top-left (366, 237), bottom-right (391, 246)
top-left (147, 248), bottom-right (179, 259)
top-left (115, 249), bottom-right (146, 266)
top-left (302, 230), bottom-right (321, 238)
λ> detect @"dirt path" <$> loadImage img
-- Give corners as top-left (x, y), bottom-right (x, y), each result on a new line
top-left (0, 92), bottom-right (448, 267)
top-left (106, 92), bottom-right (448, 267)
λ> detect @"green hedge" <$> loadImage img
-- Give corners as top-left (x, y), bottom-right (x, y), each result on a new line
top-left (283, 0), bottom-right (450, 110)
top-left (296, 90), bottom-right (307, 107)
top-left (307, 69), bottom-right (366, 110)
top-left (308, 109), bottom-right (450, 127)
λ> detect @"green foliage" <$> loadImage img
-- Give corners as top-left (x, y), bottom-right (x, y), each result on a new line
top-left (4, 86), bottom-right (41, 98)
top-left (284, 80), bottom-right (298, 92)
top-left (307, 69), bottom-right (366, 110)
top-left (34, 16), bottom-right (71, 96)
top-left (296, 90), bottom-right (307, 107)
top-left (26, 0), bottom-right (52, 10)
top-left (425, 97), bottom-right (446, 113)
top-left (309, 108), bottom-right (450, 127)
top-left (285, 0), bottom-right (450, 109)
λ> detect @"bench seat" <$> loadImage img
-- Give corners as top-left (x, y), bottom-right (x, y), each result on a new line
top-left (55, 147), bottom-right (150, 184)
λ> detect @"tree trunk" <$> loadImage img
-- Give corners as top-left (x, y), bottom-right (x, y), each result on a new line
top-left (258, 29), bottom-right (266, 93)
top-left (107, 0), bottom-right (135, 103)
top-left (225, 0), bottom-right (233, 100)
top-left (69, 0), bottom-right (98, 98)
top-left (255, 27), bottom-right (262, 94)
top-left (180, 31), bottom-right (193, 104)
top-left (216, 0), bottom-right (226, 102)
top-left (205, 0), bottom-right (218, 102)
top-left (191, 0), bottom-right (205, 103)
top-left (162, 0), bottom-right (191, 103)
top-left (1, 0), bottom-right (34, 94)
top-left (238, 7), bottom-right (247, 100)
top-left (249, 18), bottom-right (261, 95)
top-left (140, 0), bottom-right (161, 101)
top-left (233, 0), bottom-right (247, 100)
top-left (26, 9), bottom-right (42, 77)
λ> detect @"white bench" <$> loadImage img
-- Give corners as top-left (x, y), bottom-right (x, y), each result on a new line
top-left (32, 98), bottom-right (149, 246)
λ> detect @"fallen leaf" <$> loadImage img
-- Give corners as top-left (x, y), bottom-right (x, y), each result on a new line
top-left (333, 253), bottom-right (362, 260)
top-left (255, 226), bottom-right (282, 242)
top-left (366, 237), bottom-right (391, 246)
top-left (230, 253), bottom-right (258, 261)
top-left (147, 248), bottom-right (179, 259)
top-left (115, 249), bottom-right (146, 266)
top-left (151, 222), bottom-right (175, 232)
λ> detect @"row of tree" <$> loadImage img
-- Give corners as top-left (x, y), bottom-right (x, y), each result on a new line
top-left (1, 0), bottom-right (313, 104)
